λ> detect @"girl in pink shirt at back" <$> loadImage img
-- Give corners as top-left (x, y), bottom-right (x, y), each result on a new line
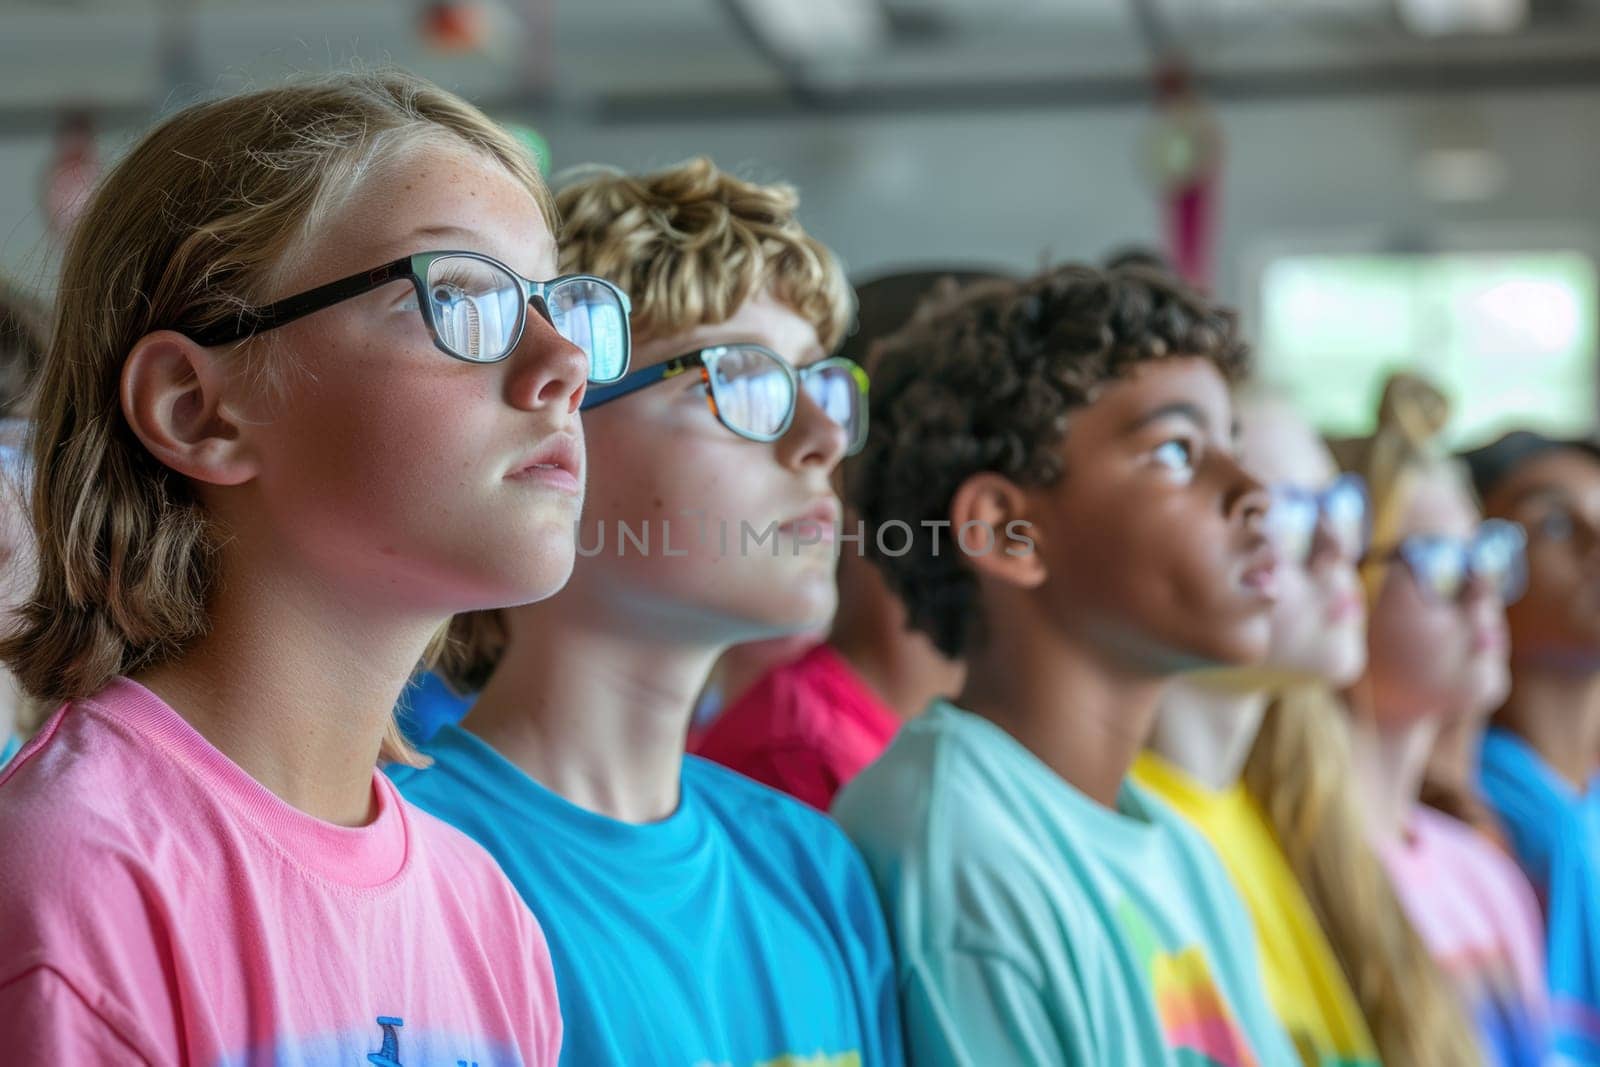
top-left (0, 69), bottom-right (632, 1065)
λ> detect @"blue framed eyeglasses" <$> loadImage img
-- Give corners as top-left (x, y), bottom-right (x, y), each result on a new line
top-left (1368, 518), bottom-right (1528, 605)
top-left (581, 343), bottom-right (869, 455)
top-left (1265, 473), bottom-right (1369, 565)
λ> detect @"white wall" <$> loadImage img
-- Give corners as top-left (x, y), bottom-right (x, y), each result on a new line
top-left (534, 86), bottom-right (1600, 309)
top-left (3, 85), bottom-right (1598, 317)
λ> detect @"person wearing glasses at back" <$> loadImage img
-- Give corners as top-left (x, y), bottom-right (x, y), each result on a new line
top-left (1131, 393), bottom-right (1387, 1067)
top-left (1334, 374), bottom-right (1552, 1067)
top-left (1462, 430), bottom-right (1600, 1064)
top-left (0, 70), bottom-right (634, 1063)
top-left (390, 157), bottom-right (902, 1067)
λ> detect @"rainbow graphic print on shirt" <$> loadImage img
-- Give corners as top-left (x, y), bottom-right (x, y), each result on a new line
top-left (1118, 900), bottom-right (1262, 1067)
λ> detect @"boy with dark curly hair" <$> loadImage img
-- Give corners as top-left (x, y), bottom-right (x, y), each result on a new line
top-left (833, 263), bottom-right (1299, 1066)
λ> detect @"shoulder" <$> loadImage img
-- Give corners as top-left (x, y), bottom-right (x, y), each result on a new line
top-left (682, 757), bottom-right (892, 947)
top-left (1133, 785), bottom-right (1233, 877)
top-left (0, 721), bottom-right (196, 1056)
top-left (834, 715), bottom-right (1101, 955)
top-left (386, 726), bottom-right (509, 829)
top-left (1415, 807), bottom-right (1543, 918)
top-left (0, 703), bottom-right (190, 897)
top-left (407, 817), bottom-right (549, 938)
top-left (385, 760), bottom-right (545, 931)
top-left (1113, 785), bottom-right (1247, 930)
top-left (684, 755), bottom-right (861, 864)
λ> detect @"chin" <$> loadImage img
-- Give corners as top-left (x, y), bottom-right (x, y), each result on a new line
top-left (1175, 624), bottom-right (1273, 671)
top-left (1469, 672), bottom-right (1512, 719)
top-left (464, 542), bottom-right (578, 610)
top-left (745, 584), bottom-right (837, 638)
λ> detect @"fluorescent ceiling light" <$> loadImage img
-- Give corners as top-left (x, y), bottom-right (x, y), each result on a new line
top-left (728, 0), bottom-right (888, 61)
top-left (1396, 0), bottom-right (1528, 35)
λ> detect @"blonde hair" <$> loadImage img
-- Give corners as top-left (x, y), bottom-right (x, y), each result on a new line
top-left (0, 69), bottom-right (554, 766)
top-left (1243, 372), bottom-right (1482, 1066)
top-left (440, 156), bottom-right (852, 691)
top-left (555, 157), bottom-right (851, 351)
top-left (1245, 686), bottom-right (1482, 1066)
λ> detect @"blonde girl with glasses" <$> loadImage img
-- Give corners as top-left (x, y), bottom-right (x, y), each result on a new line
top-left (0, 70), bottom-right (611, 1064)
top-left (1332, 375), bottom-right (1549, 1066)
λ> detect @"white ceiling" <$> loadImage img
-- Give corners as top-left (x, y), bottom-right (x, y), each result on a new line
top-left (0, 0), bottom-right (1597, 129)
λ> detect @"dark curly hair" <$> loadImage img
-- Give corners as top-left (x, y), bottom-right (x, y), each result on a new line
top-left (846, 262), bottom-right (1251, 660)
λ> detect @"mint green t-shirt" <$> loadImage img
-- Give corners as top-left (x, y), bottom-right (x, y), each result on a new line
top-left (832, 700), bottom-right (1299, 1067)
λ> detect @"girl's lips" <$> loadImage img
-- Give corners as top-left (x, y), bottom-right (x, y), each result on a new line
top-left (506, 434), bottom-right (582, 494)
top-left (1239, 544), bottom-right (1283, 601)
top-left (778, 499), bottom-right (842, 543)
top-left (1326, 590), bottom-right (1364, 623)
top-left (506, 464), bottom-right (582, 495)
top-left (1471, 627), bottom-right (1508, 653)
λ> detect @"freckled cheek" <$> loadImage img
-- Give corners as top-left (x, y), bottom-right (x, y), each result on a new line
top-left (273, 373), bottom-right (489, 510)
top-left (586, 423), bottom-right (759, 528)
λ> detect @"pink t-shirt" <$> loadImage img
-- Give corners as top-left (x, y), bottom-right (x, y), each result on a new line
top-left (693, 644), bottom-right (900, 811)
top-left (1381, 805), bottom-right (1551, 1065)
top-left (0, 678), bottom-right (561, 1066)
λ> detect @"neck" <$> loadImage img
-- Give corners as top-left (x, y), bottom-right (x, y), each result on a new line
top-left (0, 671), bottom-right (19, 741)
top-left (829, 554), bottom-right (963, 720)
top-left (1347, 692), bottom-right (1440, 846)
top-left (958, 602), bottom-right (1168, 809)
top-left (830, 626), bottom-right (962, 722)
top-left (1498, 664), bottom-right (1600, 791)
top-left (134, 560), bottom-right (435, 827)
top-left (1149, 675), bottom-right (1270, 792)
top-left (462, 594), bottom-right (720, 824)
top-left (1423, 710), bottom-right (1480, 800)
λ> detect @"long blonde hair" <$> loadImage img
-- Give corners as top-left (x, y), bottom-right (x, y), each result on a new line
top-left (1243, 373), bottom-right (1482, 1066)
top-left (0, 70), bottom-right (553, 765)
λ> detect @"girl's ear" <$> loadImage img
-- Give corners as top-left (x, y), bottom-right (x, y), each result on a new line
top-left (949, 471), bottom-right (1048, 590)
top-left (121, 331), bottom-right (261, 486)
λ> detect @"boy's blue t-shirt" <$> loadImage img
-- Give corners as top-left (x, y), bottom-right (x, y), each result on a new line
top-left (0, 731), bottom-right (18, 769)
top-left (393, 671), bottom-right (472, 745)
top-left (389, 723), bottom-right (904, 1067)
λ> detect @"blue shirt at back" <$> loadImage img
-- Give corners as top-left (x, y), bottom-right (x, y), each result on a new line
top-left (389, 723), bottom-right (904, 1067)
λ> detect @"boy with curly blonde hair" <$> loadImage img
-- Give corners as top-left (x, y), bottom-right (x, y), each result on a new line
top-left (393, 157), bottom-right (902, 1067)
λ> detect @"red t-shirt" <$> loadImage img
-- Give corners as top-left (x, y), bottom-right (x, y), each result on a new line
top-left (693, 644), bottom-right (901, 811)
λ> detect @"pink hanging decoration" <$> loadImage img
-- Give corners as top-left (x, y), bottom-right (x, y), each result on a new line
top-left (1145, 59), bottom-right (1222, 292)
top-left (42, 112), bottom-right (99, 243)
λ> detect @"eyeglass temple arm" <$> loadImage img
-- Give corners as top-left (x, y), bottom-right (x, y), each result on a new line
top-left (187, 256), bottom-right (415, 347)
top-left (580, 362), bottom-right (674, 410)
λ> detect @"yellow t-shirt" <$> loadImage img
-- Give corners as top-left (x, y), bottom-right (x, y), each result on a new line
top-left (1133, 751), bottom-right (1381, 1067)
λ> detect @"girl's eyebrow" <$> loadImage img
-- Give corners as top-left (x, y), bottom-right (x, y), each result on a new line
top-left (407, 223), bottom-right (480, 242)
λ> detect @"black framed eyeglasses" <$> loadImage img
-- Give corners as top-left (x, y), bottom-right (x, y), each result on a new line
top-left (186, 250), bottom-right (633, 383)
top-left (580, 343), bottom-right (869, 455)
top-left (1264, 473), bottom-right (1370, 565)
top-left (1366, 518), bottom-right (1528, 605)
